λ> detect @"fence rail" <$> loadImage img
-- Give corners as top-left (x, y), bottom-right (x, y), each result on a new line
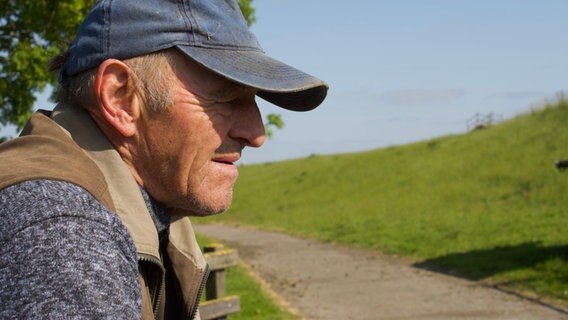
top-left (200, 244), bottom-right (241, 320)
top-left (466, 112), bottom-right (503, 132)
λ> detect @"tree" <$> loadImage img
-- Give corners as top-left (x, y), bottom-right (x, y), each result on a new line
top-left (264, 113), bottom-right (285, 139)
top-left (0, 0), bottom-right (95, 129)
top-left (0, 0), bottom-right (283, 137)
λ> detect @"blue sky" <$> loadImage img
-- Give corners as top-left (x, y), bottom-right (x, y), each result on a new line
top-left (10, 0), bottom-right (568, 164)
top-left (244, 0), bottom-right (568, 163)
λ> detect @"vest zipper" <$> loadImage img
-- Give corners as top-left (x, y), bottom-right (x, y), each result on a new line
top-left (187, 264), bottom-right (210, 320)
top-left (139, 254), bottom-right (165, 319)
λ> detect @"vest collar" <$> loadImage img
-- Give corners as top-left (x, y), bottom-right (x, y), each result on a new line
top-left (52, 104), bottom-right (161, 260)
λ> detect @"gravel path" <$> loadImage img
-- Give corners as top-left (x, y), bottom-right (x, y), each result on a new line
top-left (195, 224), bottom-right (567, 320)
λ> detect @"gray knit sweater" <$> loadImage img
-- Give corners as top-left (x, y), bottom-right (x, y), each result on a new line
top-left (0, 179), bottom-right (145, 319)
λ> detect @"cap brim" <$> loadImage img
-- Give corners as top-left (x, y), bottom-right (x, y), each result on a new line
top-left (176, 46), bottom-right (328, 111)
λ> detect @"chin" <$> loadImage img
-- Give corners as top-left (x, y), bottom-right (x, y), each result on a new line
top-left (168, 193), bottom-right (233, 217)
top-left (166, 205), bottom-right (228, 218)
top-left (195, 207), bottom-right (228, 217)
top-left (199, 199), bottom-right (233, 216)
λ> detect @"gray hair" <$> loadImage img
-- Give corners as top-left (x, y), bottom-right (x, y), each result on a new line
top-left (50, 49), bottom-right (177, 113)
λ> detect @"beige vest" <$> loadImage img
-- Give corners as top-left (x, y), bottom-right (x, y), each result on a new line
top-left (0, 105), bottom-right (208, 320)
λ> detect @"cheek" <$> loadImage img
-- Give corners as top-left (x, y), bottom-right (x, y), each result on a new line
top-left (141, 115), bottom-right (199, 184)
top-left (154, 111), bottom-right (217, 158)
top-left (175, 118), bottom-right (223, 182)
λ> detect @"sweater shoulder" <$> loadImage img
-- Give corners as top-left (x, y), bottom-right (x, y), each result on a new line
top-left (0, 179), bottom-right (141, 318)
top-left (0, 179), bottom-right (130, 246)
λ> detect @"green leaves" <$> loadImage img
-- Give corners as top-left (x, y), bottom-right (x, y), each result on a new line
top-left (0, 0), bottom-right (94, 129)
top-left (237, 0), bottom-right (256, 27)
top-left (264, 113), bottom-right (285, 139)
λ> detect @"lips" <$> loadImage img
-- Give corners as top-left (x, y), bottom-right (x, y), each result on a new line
top-left (212, 154), bottom-right (240, 165)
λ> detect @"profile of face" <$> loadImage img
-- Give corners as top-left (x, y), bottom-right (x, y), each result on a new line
top-left (133, 52), bottom-right (266, 216)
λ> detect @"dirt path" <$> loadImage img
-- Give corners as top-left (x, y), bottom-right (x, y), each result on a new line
top-left (195, 224), bottom-right (567, 320)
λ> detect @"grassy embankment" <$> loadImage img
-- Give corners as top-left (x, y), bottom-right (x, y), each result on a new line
top-left (207, 99), bottom-right (568, 304)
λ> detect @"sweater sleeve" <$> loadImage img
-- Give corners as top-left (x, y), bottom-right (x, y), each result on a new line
top-left (0, 180), bottom-right (141, 319)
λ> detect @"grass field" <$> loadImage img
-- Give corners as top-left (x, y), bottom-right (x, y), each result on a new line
top-left (207, 99), bottom-right (568, 303)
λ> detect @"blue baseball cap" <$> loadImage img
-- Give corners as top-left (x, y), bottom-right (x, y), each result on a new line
top-left (60, 0), bottom-right (328, 111)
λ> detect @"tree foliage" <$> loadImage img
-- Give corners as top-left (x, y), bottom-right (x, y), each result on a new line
top-left (237, 0), bottom-right (256, 27)
top-left (0, 0), bottom-right (94, 128)
top-left (264, 113), bottom-right (284, 139)
top-left (1, 0), bottom-right (283, 137)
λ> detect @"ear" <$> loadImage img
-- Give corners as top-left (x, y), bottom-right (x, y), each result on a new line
top-left (94, 59), bottom-right (140, 137)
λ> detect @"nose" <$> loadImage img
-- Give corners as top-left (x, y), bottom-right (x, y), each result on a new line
top-left (229, 98), bottom-right (266, 148)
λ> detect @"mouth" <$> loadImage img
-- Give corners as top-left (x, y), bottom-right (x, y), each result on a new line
top-left (212, 154), bottom-right (240, 165)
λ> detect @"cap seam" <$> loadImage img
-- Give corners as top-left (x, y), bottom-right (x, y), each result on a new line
top-left (103, 0), bottom-right (111, 61)
top-left (101, 0), bottom-right (112, 60)
top-left (181, 0), bottom-right (198, 46)
top-left (185, 43), bottom-right (261, 51)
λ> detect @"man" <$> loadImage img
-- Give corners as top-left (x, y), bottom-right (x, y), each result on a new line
top-left (0, 0), bottom-right (327, 319)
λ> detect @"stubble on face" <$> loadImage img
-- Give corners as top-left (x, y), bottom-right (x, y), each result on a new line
top-left (132, 54), bottom-right (256, 217)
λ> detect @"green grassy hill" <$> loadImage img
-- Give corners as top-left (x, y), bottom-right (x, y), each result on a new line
top-left (207, 100), bottom-right (568, 303)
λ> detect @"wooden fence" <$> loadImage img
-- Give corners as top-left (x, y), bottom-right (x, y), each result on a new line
top-left (200, 244), bottom-right (241, 320)
top-left (466, 112), bottom-right (503, 132)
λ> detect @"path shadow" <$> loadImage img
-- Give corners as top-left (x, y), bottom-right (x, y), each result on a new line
top-left (413, 242), bottom-right (568, 281)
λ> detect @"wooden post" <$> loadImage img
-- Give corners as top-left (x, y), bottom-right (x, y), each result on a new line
top-left (204, 243), bottom-right (228, 320)
top-left (201, 244), bottom-right (240, 320)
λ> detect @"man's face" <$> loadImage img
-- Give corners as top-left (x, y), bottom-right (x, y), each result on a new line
top-left (133, 53), bottom-right (265, 216)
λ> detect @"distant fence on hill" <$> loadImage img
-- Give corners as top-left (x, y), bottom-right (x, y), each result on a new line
top-left (467, 112), bottom-right (503, 132)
